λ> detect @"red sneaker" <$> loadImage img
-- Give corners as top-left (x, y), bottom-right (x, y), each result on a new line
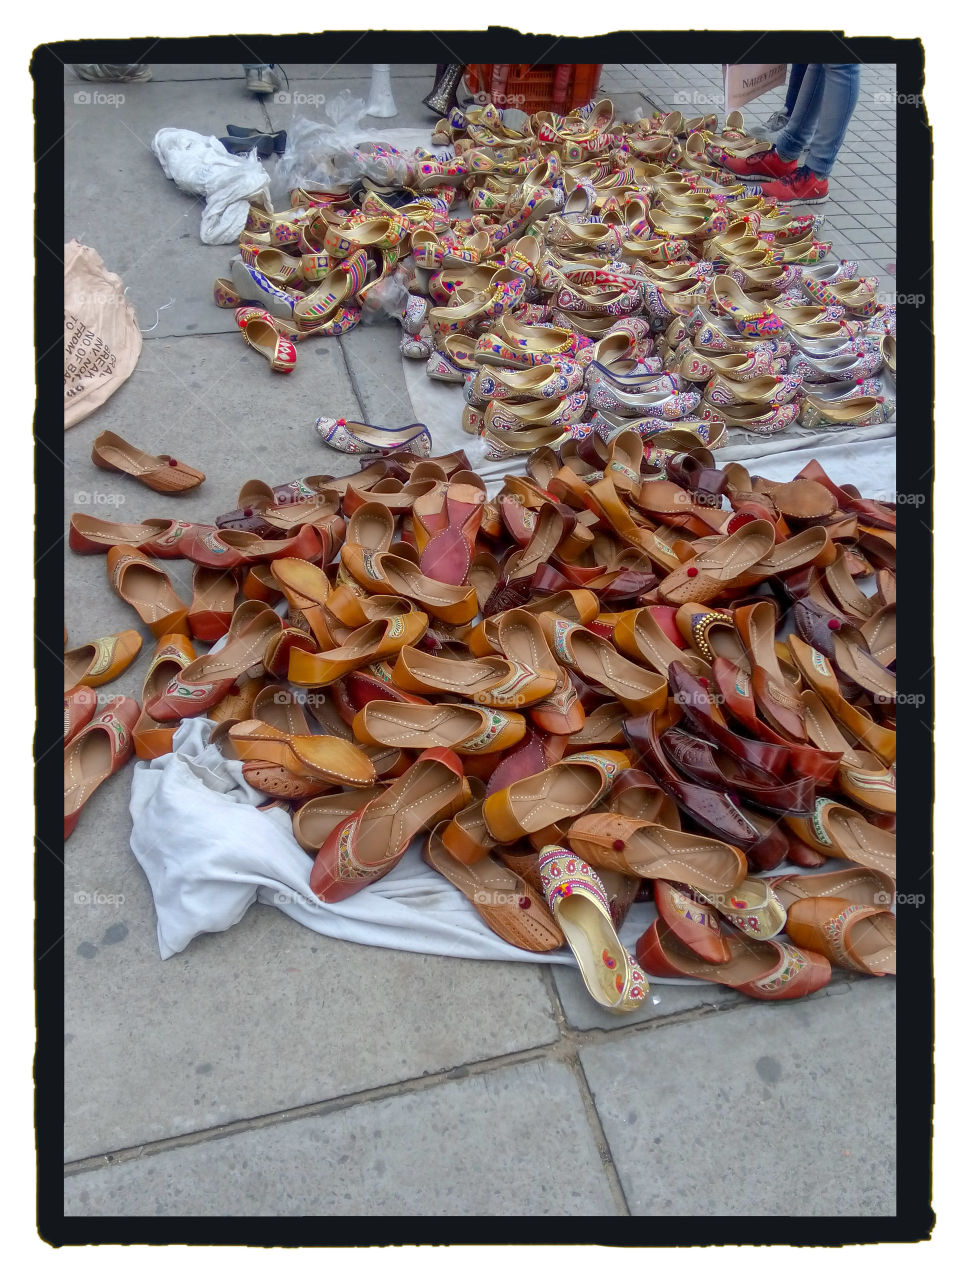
top-left (723, 148), bottom-right (798, 181)
top-left (760, 167), bottom-right (830, 205)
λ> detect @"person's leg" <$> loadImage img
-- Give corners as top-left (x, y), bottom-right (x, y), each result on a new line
top-left (802, 64), bottom-right (861, 177)
top-left (783, 62), bottom-right (808, 118)
top-left (774, 63), bottom-right (825, 162)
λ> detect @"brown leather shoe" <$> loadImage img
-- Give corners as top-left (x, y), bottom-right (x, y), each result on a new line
top-left (65, 695), bottom-right (140, 839)
top-left (92, 430), bottom-right (205, 493)
top-left (484, 749), bottom-right (631, 843)
top-left (567, 810), bottom-right (747, 893)
top-left (423, 828), bottom-right (564, 952)
top-left (64, 629), bottom-right (142, 693)
top-left (309, 747), bottom-right (466, 901)
top-left (352, 700), bottom-right (527, 754)
top-left (636, 916), bottom-right (832, 999)
top-left (106, 545), bottom-right (189, 639)
top-left (133, 633), bottom-right (197, 759)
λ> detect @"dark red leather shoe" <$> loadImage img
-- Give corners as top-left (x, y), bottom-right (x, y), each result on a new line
top-left (667, 662), bottom-right (795, 779)
top-left (712, 657), bottom-right (841, 786)
top-left (661, 726), bottom-right (817, 815)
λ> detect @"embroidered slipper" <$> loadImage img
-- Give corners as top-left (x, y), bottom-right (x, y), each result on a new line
top-left (705, 877), bottom-right (787, 940)
top-left (309, 747), bottom-right (466, 902)
top-left (653, 879), bottom-right (731, 964)
top-left (352, 700), bottom-right (526, 755)
top-left (538, 845), bottom-right (650, 1012)
top-left (64, 695), bottom-right (140, 838)
top-left (636, 917), bottom-right (831, 1000)
top-left (316, 417), bottom-right (432, 457)
top-left (239, 313), bottom-right (297, 373)
top-left (64, 685), bottom-right (99, 746)
top-left (785, 798), bottom-right (896, 880)
top-left (391, 644), bottom-right (557, 708)
top-left (768, 867), bottom-right (895, 913)
top-left (567, 811), bottom-right (747, 894)
top-left (91, 431), bottom-right (205, 493)
top-left (786, 897), bottom-right (896, 976)
top-left (145, 601), bottom-right (282, 722)
top-left (132, 633), bottom-right (197, 759)
top-left (788, 636), bottom-right (896, 766)
top-left (230, 257), bottom-right (297, 319)
top-left (106, 546), bottom-right (189, 639)
top-left (424, 829), bottom-right (564, 953)
top-left (64, 629), bottom-right (142, 693)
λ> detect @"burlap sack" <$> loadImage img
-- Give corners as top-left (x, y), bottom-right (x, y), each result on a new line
top-left (63, 240), bottom-right (142, 429)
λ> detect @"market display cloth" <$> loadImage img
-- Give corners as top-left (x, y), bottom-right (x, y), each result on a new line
top-left (64, 240), bottom-right (142, 428)
top-left (151, 128), bottom-right (273, 244)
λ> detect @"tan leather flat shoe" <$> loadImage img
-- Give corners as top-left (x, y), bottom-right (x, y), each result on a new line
top-left (64, 629), bottom-right (142, 693)
top-left (92, 430), bottom-right (205, 493)
top-left (107, 545), bottom-right (189, 638)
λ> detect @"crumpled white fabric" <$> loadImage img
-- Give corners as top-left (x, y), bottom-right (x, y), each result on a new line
top-left (129, 716), bottom-right (664, 964)
top-left (151, 128), bottom-right (273, 244)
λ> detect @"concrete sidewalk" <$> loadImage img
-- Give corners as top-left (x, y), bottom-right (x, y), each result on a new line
top-left (60, 61), bottom-right (896, 1218)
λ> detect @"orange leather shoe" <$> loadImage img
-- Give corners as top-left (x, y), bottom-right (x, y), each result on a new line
top-left (146, 601), bottom-right (282, 721)
top-left (287, 612), bottom-right (429, 687)
top-left (390, 643), bottom-right (557, 708)
top-left (567, 811), bottom-right (747, 893)
top-left (786, 896), bottom-right (896, 976)
top-left (91, 431), bottom-right (205, 493)
top-left (537, 612), bottom-right (668, 713)
top-left (340, 544), bottom-right (479, 624)
top-left (64, 629), bottom-right (142, 693)
top-left (227, 719), bottom-right (376, 787)
top-left (133, 634), bottom-right (197, 759)
top-left (64, 695), bottom-right (140, 839)
top-left (784, 798), bottom-right (896, 881)
top-left (292, 786), bottom-right (386, 853)
top-left (106, 545), bottom-right (190, 639)
top-left (484, 749), bottom-right (631, 843)
top-left (309, 747), bottom-right (466, 901)
top-left (636, 917), bottom-right (832, 999)
top-left (352, 700), bottom-right (527, 754)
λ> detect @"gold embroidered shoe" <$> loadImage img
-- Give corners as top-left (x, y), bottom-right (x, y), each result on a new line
top-left (64, 629), bottom-right (143, 693)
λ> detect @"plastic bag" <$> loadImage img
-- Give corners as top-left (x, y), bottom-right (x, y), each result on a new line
top-left (359, 269), bottom-right (413, 325)
top-left (151, 128), bottom-right (272, 244)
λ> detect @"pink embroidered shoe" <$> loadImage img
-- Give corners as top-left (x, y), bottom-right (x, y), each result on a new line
top-left (315, 417), bottom-right (432, 457)
top-left (698, 400), bottom-right (801, 436)
top-left (538, 844), bottom-right (650, 1012)
top-left (711, 276), bottom-right (783, 337)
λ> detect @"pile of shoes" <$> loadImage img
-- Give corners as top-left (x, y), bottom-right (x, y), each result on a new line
top-left (65, 440), bottom-right (896, 1012)
top-left (392, 100), bottom-right (895, 456)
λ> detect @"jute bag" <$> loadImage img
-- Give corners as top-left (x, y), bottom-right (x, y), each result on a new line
top-left (63, 240), bottom-right (142, 429)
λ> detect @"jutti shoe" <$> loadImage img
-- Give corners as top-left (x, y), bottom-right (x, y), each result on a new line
top-left (132, 633), bottom-right (197, 759)
top-left (423, 829), bottom-right (564, 953)
top-left (227, 719), bottom-right (376, 787)
top-left (567, 811), bottom-right (746, 893)
top-left (635, 918), bottom-right (831, 999)
top-left (308, 748), bottom-right (466, 901)
top-left (145, 601), bottom-right (282, 722)
top-left (64, 629), bottom-right (142, 693)
top-left (784, 798), bottom-right (896, 880)
top-left (538, 845), bottom-right (650, 1012)
top-left (786, 897), bottom-right (895, 975)
top-left (707, 878), bottom-right (787, 940)
top-left (796, 394), bottom-right (890, 429)
top-left (340, 545), bottom-right (478, 624)
top-left (106, 545), bottom-right (189, 639)
top-left (239, 312), bottom-right (297, 372)
top-left (64, 685), bottom-right (99, 746)
top-left (287, 612), bottom-right (430, 686)
top-left (230, 257), bottom-right (296, 319)
top-left (91, 432), bottom-right (205, 494)
top-left (353, 700), bottom-right (526, 754)
top-left (315, 417), bottom-right (432, 457)
top-left (64, 695), bottom-right (140, 839)
top-left (484, 750), bottom-right (631, 843)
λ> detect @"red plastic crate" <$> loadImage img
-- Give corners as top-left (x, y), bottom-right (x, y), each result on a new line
top-left (464, 64), bottom-right (603, 115)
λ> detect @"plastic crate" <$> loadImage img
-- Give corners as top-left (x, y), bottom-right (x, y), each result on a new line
top-left (464, 64), bottom-right (603, 116)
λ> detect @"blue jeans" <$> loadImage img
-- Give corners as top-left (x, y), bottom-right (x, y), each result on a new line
top-left (784, 63), bottom-right (808, 117)
top-left (775, 63), bottom-right (860, 178)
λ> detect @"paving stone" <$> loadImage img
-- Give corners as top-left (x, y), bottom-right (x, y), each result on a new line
top-left (64, 1059), bottom-right (615, 1215)
top-left (579, 979), bottom-right (896, 1216)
